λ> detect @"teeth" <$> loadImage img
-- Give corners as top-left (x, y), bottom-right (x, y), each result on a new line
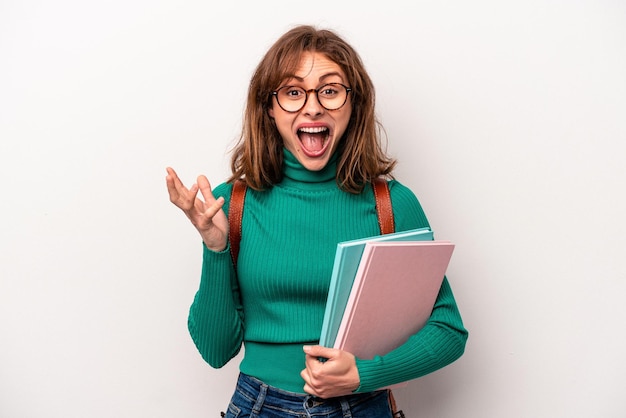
top-left (299, 126), bottom-right (328, 133)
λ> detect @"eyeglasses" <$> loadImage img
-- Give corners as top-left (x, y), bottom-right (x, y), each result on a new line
top-left (271, 83), bottom-right (352, 113)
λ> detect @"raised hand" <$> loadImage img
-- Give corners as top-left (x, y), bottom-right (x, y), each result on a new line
top-left (165, 167), bottom-right (228, 251)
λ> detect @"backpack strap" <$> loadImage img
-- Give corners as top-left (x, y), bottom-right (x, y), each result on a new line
top-left (372, 177), bottom-right (395, 235)
top-left (228, 179), bottom-right (247, 269)
top-left (228, 178), bottom-right (395, 268)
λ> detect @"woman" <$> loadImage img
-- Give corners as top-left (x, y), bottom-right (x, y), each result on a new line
top-left (166, 25), bottom-right (467, 417)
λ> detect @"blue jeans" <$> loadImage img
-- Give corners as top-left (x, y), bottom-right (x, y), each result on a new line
top-left (222, 373), bottom-right (394, 418)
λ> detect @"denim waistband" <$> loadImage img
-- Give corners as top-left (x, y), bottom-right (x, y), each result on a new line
top-left (231, 373), bottom-right (391, 417)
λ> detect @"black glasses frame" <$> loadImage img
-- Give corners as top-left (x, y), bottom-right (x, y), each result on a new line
top-left (271, 83), bottom-right (352, 113)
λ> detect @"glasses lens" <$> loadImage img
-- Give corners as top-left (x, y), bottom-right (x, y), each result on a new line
top-left (317, 84), bottom-right (348, 110)
top-left (275, 86), bottom-right (307, 112)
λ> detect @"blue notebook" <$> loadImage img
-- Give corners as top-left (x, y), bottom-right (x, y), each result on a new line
top-left (319, 227), bottom-right (433, 348)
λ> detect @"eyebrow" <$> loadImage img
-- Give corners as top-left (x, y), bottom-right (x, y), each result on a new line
top-left (286, 71), bottom-right (345, 83)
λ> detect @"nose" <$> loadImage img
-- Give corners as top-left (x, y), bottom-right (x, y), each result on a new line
top-left (302, 89), bottom-right (324, 116)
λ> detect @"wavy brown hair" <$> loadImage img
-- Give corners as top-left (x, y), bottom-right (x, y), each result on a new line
top-left (229, 25), bottom-right (396, 193)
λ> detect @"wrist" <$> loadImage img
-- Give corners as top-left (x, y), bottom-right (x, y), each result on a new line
top-left (200, 232), bottom-right (228, 253)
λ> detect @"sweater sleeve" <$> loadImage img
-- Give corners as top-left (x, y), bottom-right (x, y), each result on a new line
top-left (187, 183), bottom-right (245, 368)
top-left (354, 181), bottom-right (468, 392)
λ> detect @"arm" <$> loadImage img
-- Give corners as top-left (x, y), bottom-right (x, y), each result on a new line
top-left (355, 181), bottom-right (468, 391)
top-left (301, 181), bottom-right (467, 396)
top-left (165, 169), bottom-right (244, 367)
top-left (188, 242), bottom-right (245, 368)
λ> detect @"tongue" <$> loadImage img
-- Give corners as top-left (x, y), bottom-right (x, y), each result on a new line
top-left (300, 132), bottom-right (325, 152)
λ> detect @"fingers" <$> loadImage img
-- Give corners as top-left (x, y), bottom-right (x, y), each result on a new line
top-left (192, 175), bottom-right (224, 218)
top-left (301, 346), bottom-right (360, 398)
top-left (166, 167), bottom-right (222, 218)
top-left (166, 167), bottom-right (192, 202)
top-left (166, 168), bottom-right (228, 250)
top-left (301, 348), bottom-right (329, 394)
top-left (197, 174), bottom-right (218, 205)
top-left (199, 195), bottom-right (225, 221)
top-left (165, 167), bottom-right (183, 200)
top-left (304, 345), bottom-right (334, 360)
top-left (165, 167), bottom-right (202, 211)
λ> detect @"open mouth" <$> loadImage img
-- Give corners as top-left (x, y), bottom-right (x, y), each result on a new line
top-left (297, 126), bottom-right (330, 157)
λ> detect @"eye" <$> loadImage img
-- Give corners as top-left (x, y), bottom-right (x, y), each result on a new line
top-left (281, 86), bottom-right (305, 100)
top-left (319, 84), bottom-right (340, 98)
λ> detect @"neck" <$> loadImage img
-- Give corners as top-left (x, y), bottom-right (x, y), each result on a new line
top-left (281, 148), bottom-right (338, 188)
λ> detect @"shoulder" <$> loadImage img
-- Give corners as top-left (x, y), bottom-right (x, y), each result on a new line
top-left (213, 180), bottom-right (257, 214)
top-left (211, 181), bottom-right (233, 200)
top-left (387, 179), bottom-right (420, 211)
top-left (387, 179), bottom-right (431, 230)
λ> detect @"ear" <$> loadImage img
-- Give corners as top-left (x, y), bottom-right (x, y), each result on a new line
top-left (268, 106), bottom-right (275, 119)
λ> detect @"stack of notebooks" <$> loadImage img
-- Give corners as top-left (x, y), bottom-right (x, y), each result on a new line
top-left (319, 227), bottom-right (455, 360)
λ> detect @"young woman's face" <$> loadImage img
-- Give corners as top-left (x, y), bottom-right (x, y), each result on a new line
top-left (269, 52), bottom-right (352, 172)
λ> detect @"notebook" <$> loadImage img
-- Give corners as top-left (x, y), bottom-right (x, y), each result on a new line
top-left (333, 240), bottom-right (455, 359)
top-left (319, 227), bottom-right (434, 348)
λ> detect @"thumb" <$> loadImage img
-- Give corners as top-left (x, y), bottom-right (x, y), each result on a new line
top-left (303, 345), bottom-right (336, 360)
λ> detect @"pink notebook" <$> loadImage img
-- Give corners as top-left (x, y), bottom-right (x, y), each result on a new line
top-left (333, 240), bottom-right (454, 360)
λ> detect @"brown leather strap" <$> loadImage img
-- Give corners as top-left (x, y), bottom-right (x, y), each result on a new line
top-left (372, 177), bottom-right (395, 235)
top-left (387, 389), bottom-right (405, 417)
top-left (228, 179), bottom-right (247, 269)
top-left (373, 179), bottom-right (400, 416)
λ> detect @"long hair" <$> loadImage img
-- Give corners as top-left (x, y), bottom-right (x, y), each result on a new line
top-left (229, 25), bottom-right (396, 193)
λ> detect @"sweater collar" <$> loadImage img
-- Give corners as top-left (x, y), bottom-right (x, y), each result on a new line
top-left (281, 148), bottom-right (338, 187)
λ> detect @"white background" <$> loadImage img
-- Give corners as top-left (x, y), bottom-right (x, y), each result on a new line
top-left (1, 1), bottom-right (625, 417)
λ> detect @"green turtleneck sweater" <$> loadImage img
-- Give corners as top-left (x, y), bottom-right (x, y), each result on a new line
top-left (188, 150), bottom-right (467, 394)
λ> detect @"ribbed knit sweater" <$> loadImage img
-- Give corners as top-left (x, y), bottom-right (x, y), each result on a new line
top-left (188, 149), bottom-right (468, 394)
